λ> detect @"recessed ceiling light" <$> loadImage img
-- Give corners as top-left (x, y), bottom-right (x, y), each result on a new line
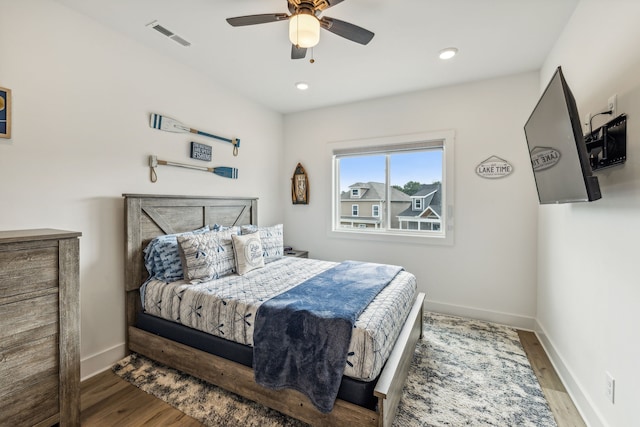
top-left (439, 47), bottom-right (458, 60)
top-left (295, 81), bottom-right (310, 90)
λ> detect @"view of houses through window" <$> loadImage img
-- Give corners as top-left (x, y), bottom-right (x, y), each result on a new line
top-left (335, 147), bottom-right (444, 234)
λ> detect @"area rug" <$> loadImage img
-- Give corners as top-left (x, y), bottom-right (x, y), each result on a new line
top-left (112, 313), bottom-right (557, 426)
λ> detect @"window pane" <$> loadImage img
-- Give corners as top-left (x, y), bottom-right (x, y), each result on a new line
top-left (390, 150), bottom-right (442, 231)
top-left (339, 155), bottom-right (385, 230)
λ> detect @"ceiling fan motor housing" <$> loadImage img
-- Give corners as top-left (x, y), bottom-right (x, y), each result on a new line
top-left (288, 0), bottom-right (333, 15)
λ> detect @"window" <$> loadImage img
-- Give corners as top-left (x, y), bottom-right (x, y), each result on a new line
top-left (351, 189), bottom-right (360, 198)
top-left (330, 130), bottom-right (454, 245)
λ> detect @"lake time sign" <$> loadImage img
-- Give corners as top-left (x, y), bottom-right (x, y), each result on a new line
top-left (476, 156), bottom-right (513, 179)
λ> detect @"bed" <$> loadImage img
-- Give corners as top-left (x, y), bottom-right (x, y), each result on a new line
top-left (124, 194), bottom-right (425, 427)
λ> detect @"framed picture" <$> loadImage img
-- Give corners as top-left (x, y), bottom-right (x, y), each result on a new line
top-left (0, 87), bottom-right (11, 139)
top-left (291, 163), bottom-right (309, 204)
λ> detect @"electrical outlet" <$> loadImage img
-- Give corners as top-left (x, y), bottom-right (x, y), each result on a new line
top-left (605, 371), bottom-right (615, 404)
top-left (608, 94), bottom-right (617, 117)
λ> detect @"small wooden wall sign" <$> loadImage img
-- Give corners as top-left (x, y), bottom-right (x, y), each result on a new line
top-left (190, 141), bottom-right (212, 161)
top-left (0, 87), bottom-right (11, 139)
top-left (291, 163), bottom-right (309, 204)
top-left (476, 156), bottom-right (513, 179)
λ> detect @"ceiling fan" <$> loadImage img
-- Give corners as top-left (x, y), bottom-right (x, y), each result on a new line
top-left (226, 0), bottom-right (374, 60)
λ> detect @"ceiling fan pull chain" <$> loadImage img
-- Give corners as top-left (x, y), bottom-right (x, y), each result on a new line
top-left (310, 47), bottom-right (315, 63)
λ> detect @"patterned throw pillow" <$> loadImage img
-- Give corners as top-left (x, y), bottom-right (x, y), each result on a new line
top-left (240, 224), bottom-right (284, 262)
top-left (231, 233), bottom-right (265, 275)
top-left (177, 229), bottom-right (238, 283)
top-left (143, 226), bottom-right (209, 282)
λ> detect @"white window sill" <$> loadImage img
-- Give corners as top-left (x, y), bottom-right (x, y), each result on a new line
top-left (328, 228), bottom-right (454, 246)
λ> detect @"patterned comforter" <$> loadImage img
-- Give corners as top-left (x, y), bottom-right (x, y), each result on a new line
top-left (142, 256), bottom-right (417, 381)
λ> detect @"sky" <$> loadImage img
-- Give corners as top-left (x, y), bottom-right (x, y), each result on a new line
top-left (338, 150), bottom-right (443, 192)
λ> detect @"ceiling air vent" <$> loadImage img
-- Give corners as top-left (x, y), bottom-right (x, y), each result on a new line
top-left (146, 20), bottom-right (191, 47)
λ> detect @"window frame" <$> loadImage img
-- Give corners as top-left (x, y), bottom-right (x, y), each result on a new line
top-left (329, 130), bottom-right (455, 246)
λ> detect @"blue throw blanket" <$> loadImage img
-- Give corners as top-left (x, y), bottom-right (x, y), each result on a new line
top-left (253, 260), bottom-right (404, 413)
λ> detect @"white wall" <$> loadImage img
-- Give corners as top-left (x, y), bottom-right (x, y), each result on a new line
top-left (283, 72), bottom-right (541, 328)
top-left (536, 2), bottom-right (640, 426)
top-left (6, 5), bottom-right (637, 424)
top-left (0, 0), bottom-right (284, 379)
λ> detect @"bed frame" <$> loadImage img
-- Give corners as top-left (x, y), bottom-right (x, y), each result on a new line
top-left (123, 194), bottom-right (425, 427)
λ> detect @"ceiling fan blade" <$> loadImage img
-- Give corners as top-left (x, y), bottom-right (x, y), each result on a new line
top-left (324, 0), bottom-right (346, 9)
top-left (320, 17), bottom-right (374, 45)
top-left (226, 13), bottom-right (288, 27)
top-left (291, 44), bottom-right (307, 60)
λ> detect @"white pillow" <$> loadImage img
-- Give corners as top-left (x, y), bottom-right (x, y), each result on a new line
top-left (231, 233), bottom-right (265, 275)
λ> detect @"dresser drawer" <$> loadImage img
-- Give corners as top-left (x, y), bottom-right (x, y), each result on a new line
top-left (0, 244), bottom-right (58, 299)
top-left (0, 293), bottom-right (58, 349)
top-left (0, 373), bottom-right (59, 426)
top-left (0, 334), bottom-right (59, 398)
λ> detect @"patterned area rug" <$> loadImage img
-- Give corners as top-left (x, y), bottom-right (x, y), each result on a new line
top-left (112, 313), bottom-right (557, 427)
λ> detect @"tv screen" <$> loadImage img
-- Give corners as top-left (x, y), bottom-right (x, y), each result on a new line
top-left (524, 67), bottom-right (601, 204)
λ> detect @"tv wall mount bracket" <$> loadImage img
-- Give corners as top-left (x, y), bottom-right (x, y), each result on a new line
top-left (585, 113), bottom-right (627, 171)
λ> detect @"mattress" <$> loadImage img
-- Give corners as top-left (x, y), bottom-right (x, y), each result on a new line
top-left (142, 256), bottom-right (417, 381)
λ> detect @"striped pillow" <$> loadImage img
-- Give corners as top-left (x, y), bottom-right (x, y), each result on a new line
top-left (178, 229), bottom-right (238, 283)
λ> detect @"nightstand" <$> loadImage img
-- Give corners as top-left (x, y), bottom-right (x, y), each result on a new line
top-left (284, 249), bottom-right (308, 258)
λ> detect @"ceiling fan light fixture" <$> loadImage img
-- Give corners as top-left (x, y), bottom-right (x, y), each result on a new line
top-left (439, 47), bottom-right (458, 60)
top-left (289, 13), bottom-right (320, 48)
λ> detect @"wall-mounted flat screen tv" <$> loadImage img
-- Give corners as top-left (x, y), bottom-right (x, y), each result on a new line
top-left (524, 66), bottom-right (601, 204)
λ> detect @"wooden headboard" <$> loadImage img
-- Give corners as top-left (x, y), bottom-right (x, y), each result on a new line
top-left (123, 194), bottom-right (258, 328)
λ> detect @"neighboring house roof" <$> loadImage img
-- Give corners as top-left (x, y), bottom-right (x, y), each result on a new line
top-left (397, 183), bottom-right (442, 217)
top-left (342, 182), bottom-right (411, 202)
top-left (412, 183), bottom-right (441, 198)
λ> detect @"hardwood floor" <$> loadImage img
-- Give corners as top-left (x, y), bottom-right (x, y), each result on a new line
top-left (81, 332), bottom-right (586, 426)
top-left (80, 370), bottom-right (202, 426)
top-left (518, 331), bottom-right (586, 427)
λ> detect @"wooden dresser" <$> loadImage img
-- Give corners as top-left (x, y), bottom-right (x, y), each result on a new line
top-left (0, 229), bottom-right (81, 426)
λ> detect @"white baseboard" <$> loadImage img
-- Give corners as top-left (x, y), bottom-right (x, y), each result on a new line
top-left (81, 342), bottom-right (126, 381)
top-left (534, 319), bottom-right (606, 427)
top-left (425, 300), bottom-right (536, 330)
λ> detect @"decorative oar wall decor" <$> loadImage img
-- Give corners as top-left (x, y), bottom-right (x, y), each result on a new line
top-left (150, 113), bottom-right (240, 156)
top-left (149, 155), bottom-right (238, 183)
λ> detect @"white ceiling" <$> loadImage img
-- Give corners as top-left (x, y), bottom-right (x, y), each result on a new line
top-left (53, 0), bottom-right (579, 114)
